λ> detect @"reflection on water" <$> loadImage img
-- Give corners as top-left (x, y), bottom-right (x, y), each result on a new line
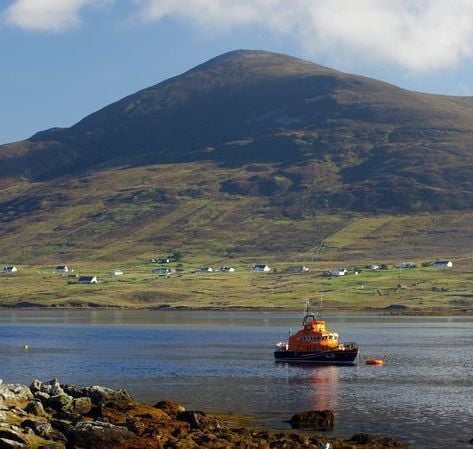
top-left (0, 310), bottom-right (472, 449)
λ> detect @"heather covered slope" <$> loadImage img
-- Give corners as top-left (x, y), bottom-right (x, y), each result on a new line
top-left (2, 50), bottom-right (473, 211)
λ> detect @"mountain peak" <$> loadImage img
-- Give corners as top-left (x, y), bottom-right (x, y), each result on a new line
top-left (187, 49), bottom-right (336, 79)
top-left (2, 50), bottom-right (473, 212)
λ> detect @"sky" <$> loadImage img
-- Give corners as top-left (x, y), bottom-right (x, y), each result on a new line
top-left (2, 0), bottom-right (473, 144)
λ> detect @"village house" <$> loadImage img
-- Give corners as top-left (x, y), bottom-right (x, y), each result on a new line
top-left (153, 267), bottom-right (172, 276)
top-left (2, 266), bottom-right (17, 273)
top-left (219, 266), bottom-right (235, 272)
top-left (197, 267), bottom-right (213, 273)
top-left (433, 260), bottom-right (453, 269)
top-left (78, 276), bottom-right (98, 284)
top-left (330, 268), bottom-right (347, 276)
top-left (253, 263), bottom-right (271, 273)
top-left (55, 265), bottom-right (69, 273)
top-left (370, 264), bottom-right (380, 270)
top-left (400, 261), bottom-right (416, 268)
top-left (113, 269), bottom-right (124, 276)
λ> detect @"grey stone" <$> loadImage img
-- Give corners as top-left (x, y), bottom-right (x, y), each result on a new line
top-left (69, 421), bottom-right (136, 447)
top-left (0, 429), bottom-right (25, 445)
top-left (24, 400), bottom-right (47, 417)
top-left (81, 386), bottom-right (132, 407)
top-left (30, 380), bottom-right (63, 398)
top-left (0, 385), bottom-right (32, 402)
top-left (61, 384), bottom-right (82, 399)
top-left (34, 392), bottom-right (50, 403)
top-left (0, 438), bottom-right (25, 449)
top-left (46, 394), bottom-right (73, 412)
top-left (69, 397), bottom-right (92, 415)
top-left (176, 411), bottom-right (224, 431)
top-left (288, 410), bottom-right (335, 431)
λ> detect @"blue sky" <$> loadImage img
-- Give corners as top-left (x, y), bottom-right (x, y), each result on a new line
top-left (2, 0), bottom-right (473, 144)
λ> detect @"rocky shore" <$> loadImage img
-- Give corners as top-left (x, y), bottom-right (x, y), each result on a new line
top-left (0, 378), bottom-right (410, 449)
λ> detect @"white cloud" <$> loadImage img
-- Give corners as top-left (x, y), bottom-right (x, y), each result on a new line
top-left (3, 0), bottom-right (108, 32)
top-left (136, 0), bottom-right (473, 71)
top-left (4, 0), bottom-right (473, 71)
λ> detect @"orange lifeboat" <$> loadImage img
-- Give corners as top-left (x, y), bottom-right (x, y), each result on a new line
top-left (365, 358), bottom-right (383, 366)
top-left (274, 300), bottom-right (359, 364)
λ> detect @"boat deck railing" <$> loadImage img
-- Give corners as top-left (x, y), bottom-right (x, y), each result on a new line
top-left (341, 342), bottom-right (358, 350)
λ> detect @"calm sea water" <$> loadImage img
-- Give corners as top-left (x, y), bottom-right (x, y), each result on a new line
top-left (0, 310), bottom-right (471, 449)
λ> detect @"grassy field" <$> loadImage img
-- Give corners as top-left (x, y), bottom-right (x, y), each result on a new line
top-left (2, 163), bottom-right (473, 311)
top-left (1, 259), bottom-right (473, 312)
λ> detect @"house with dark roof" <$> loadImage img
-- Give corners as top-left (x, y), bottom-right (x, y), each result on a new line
top-left (78, 276), bottom-right (98, 284)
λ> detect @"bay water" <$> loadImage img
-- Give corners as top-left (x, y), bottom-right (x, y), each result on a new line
top-left (0, 310), bottom-right (471, 449)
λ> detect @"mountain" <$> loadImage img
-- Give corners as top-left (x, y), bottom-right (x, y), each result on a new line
top-left (2, 49), bottom-right (473, 213)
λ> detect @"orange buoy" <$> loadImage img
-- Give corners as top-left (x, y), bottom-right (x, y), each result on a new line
top-left (366, 358), bottom-right (383, 366)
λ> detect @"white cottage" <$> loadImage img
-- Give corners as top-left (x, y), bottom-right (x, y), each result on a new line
top-left (433, 260), bottom-right (453, 269)
top-left (78, 276), bottom-right (98, 284)
top-left (253, 264), bottom-right (271, 272)
top-left (330, 268), bottom-right (347, 276)
top-left (2, 266), bottom-right (17, 273)
top-left (55, 265), bottom-right (69, 273)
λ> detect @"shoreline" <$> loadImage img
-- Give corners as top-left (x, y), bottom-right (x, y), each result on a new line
top-left (0, 303), bottom-right (472, 316)
top-left (0, 378), bottom-right (412, 449)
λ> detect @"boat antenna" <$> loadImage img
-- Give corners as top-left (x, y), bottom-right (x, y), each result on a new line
top-left (305, 299), bottom-right (310, 315)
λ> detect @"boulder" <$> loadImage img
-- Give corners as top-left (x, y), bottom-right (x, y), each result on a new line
top-left (0, 385), bottom-right (33, 402)
top-left (61, 384), bottom-right (82, 399)
top-left (0, 430), bottom-right (25, 445)
top-left (81, 386), bottom-right (132, 408)
top-left (0, 438), bottom-right (25, 449)
top-left (20, 419), bottom-right (65, 441)
top-left (68, 421), bottom-right (136, 449)
top-left (176, 411), bottom-right (224, 431)
top-left (24, 400), bottom-right (47, 417)
top-left (288, 410), bottom-right (335, 431)
top-left (68, 397), bottom-right (92, 415)
top-left (35, 392), bottom-right (50, 403)
top-left (46, 394), bottom-right (73, 412)
top-left (154, 400), bottom-right (185, 418)
top-left (30, 379), bottom-right (63, 398)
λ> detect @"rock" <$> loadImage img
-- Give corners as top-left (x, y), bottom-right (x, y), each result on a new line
top-left (46, 394), bottom-right (73, 412)
top-left (30, 379), bottom-right (63, 397)
top-left (7, 408), bottom-right (26, 418)
top-left (0, 430), bottom-right (25, 445)
top-left (52, 410), bottom-right (82, 423)
top-left (20, 419), bottom-right (64, 440)
top-left (0, 438), bottom-right (25, 449)
top-left (81, 386), bottom-right (132, 408)
top-left (154, 400), bottom-right (185, 418)
top-left (288, 410), bottom-right (334, 431)
top-left (69, 421), bottom-right (136, 449)
top-left (68, 397), bottom-right (92, 415)
top-left (24, 400), bottom-right (47, 417)
top-left (61, 384), bottom-right (82, 399)
top-left (35, 392), bottom-right (51, 403)
top-left (0, 385), bottom-right (33, 402)
top-left (176, 411), bottom-right (224, 431)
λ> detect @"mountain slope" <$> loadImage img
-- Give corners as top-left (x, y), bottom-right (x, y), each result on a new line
top-left (2, 49), bottom-right (473, 214)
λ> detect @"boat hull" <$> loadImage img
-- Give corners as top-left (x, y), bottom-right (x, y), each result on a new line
top-left (274, 348), bottom-right (359, 365)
